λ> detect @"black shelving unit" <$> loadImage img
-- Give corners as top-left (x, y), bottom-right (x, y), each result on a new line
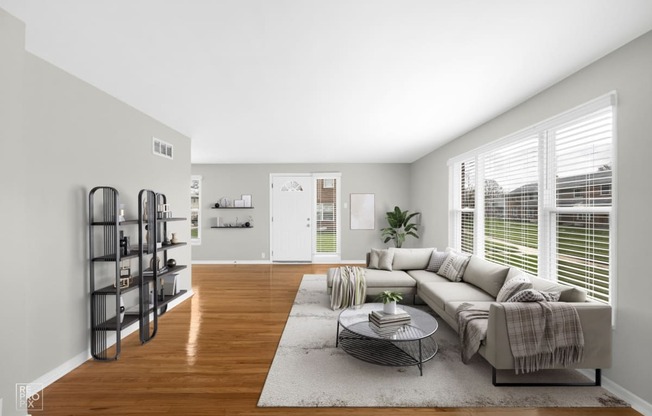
top-left (89, 187), bottom-right (187, 361)
top-left (137, 189), bottom-right (188, 344)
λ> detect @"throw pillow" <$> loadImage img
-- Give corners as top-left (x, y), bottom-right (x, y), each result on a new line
top-left (438, 252), bottom-right (471, 282)
top-left (496, 273), bottom-right (533, 302)
top-left (426, 250), bottom-right (448, 273)
top-left (378, 249), bottom-right (394, 271)
top-left (507, 289), bottom-right (561, 302)
top-left (368, 248), bottom-right (382, 269)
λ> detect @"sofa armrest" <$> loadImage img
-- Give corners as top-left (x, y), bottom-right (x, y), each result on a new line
top-left (482, 302), bottom-right (612, 370)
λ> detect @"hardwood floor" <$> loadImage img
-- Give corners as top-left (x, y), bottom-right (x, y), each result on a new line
top-left (40, 264), bottom-right (639, 415)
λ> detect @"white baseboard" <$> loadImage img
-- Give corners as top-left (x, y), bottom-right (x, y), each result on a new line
top-left (193, 259), bottom-right (366, 265)
top-left (603, 375), bottom-right (652, 415)
top-left (577, 369), bottom-right (651, 415)
top-left (193, 260), bottom-right (272, 265)
top-left (30, 292), bottom-right (193, 391)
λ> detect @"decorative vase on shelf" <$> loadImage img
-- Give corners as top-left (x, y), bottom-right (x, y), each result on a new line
top-left (383, 301), bottom-right (397, 315)
top-left (170, 233), bottom-right (179, 244)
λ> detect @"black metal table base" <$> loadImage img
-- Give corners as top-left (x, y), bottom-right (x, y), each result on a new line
top-left (337, 328), bottom-right (438, 376)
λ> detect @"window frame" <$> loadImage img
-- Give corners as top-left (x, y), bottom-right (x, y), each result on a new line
top-left (448, 93), bottom-right (616, 305)
top-left (191, 175), bottom-right (202, 245)
top-left (313, 173), bottom-right (341, 262)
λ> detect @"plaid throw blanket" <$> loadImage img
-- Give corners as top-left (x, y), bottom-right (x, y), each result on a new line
top-left (330, 266), bottom-right (367, 310)
top-left (503, 302), bottom-right (584, 374)
top-left (456, 303), bottom-right (490, 363)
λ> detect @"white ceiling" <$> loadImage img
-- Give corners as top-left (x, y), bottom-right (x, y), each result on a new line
top-left (2, 1), bottom-right (652, 164)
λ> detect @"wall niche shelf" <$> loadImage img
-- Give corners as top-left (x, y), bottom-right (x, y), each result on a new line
top-left (211, 226), bottom-right (254, 229)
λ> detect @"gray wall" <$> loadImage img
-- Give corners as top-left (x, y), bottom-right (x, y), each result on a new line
top-left (411, 30), bottom-right (652, 405)
top-left (191, 163), bottom-right (413, 262)
top-left (0, 10), bottom-right (29, 416)
top-left (0, 9), bottom-right (191, 416)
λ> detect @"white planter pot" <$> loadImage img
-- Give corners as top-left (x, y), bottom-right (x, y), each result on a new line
top-left (383, 301), bottom-right (397, 315)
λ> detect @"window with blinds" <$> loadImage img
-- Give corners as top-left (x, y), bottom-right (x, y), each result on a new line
top-left (552, 107), bottom-right (613, 303)
top-left (449, 94), bottom-right (615, 303)
top-left (190, 176), bottom-right (201, 244)
top-left (316, 178), bottom-right (338, 254)
top-left (459, 159), bottom-right (476, 254)
top-left (484, 136), bottom-right (539, 275)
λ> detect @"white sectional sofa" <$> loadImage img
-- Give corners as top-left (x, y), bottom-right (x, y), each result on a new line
top-left (327, 247), bottom-right (612, 385)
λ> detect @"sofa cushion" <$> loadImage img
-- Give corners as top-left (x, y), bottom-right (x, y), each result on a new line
top-left (530, 275), bottom-right (587, 302)
top-left (426, 250), bottom-right (448, 273)
top-left (364, 269), bottom-right (416, 288)
top-left (503, 267), bottom-right (588, 303)
top-left (406, 270), bottom-right (450, 287)
top-left (507, 289), bottom-right (561, 302)
top-left (462, 256), bottom-right (510, 298)
top-left (496, 272), bottom-right (533, 302)
top-left (391, 248), bottom-right (435, 270)
top-left (369, 248), bottom-right (394, 270)
top-left (368, 248), bottom-right (382, 269)
top-left (419, 281), bottom-right (495, 310)
top-left (439, 251), bottom-right (471, 282)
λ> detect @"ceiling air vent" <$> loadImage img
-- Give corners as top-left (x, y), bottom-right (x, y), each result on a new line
top-left (153, 137), bottom-right (173, 160)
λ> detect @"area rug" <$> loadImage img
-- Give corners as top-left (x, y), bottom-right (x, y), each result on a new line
top-left (257, 274), bottom-right (629, 408)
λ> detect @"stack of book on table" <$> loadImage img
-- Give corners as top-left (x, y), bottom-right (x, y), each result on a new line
top-left (368, 309), bottom-right (411, 328)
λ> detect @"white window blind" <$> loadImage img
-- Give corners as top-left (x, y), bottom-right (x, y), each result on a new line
top-left (552, 107), bottom-right (613, 303)
top-left (459, 159), bottom-right (476, 254)
top-left (449, 94), bottom-right (615, 303)
top-left (316, 178), bottom-right (338, 254)
top-left (484, 136), bottom-right (539, 275)
top-left (190, 176), bottom-right (201, 244)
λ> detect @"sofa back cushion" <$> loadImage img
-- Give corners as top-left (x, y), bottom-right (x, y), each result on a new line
top-left (391, 248), bottom-right (435, 270)
top-left (369, 248), bottom-right (394, 271)
top-left (462, 256), bottom-right (510, 298)
top-left (530, 274), bottom-right (587, 302)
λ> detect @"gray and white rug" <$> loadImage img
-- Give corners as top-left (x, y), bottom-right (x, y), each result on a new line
top-left (257, 274), bottom-right (629, 408)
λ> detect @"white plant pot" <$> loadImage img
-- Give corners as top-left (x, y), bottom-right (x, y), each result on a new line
top-left (383, 301), bottom-right (397, 315)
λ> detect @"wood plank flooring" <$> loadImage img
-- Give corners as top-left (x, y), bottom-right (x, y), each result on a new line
top-left (39, 264), bottom-right (640, 415)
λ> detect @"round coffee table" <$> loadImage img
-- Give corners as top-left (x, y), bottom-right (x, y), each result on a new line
top-left (336, 303), bottom-right (438, 376)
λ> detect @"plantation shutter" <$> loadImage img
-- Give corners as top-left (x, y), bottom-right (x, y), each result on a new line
top-left (552, 106), bottom-right (613, 302)
top-left (483, 136), bottom-right (539, 274)
top-left (316, 178), bottom-right (337, 253)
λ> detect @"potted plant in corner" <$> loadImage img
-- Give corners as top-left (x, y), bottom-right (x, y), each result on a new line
top-left (381, 206), bottom-right (420, 248)
top-left (377, 290), bottom-right (403, 315)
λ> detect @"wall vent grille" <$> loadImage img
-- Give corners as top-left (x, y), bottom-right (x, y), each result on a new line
top-left (153, 137), bottom-right (173, 160)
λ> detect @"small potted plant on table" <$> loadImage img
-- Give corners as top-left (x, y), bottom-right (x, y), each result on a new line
top-left (376, 291), bottom-right (403, 315)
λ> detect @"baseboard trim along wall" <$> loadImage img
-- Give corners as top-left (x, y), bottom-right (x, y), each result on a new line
top-left (30, 291), bottom-right (193, 392)
top-left (192, 260), bottom-right (367, 265)
top-left (602, 374), bottom-right (652, 415)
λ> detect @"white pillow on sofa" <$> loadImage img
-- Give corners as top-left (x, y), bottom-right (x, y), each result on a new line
top-left (369, 248), bottom-right (394, 271)
top-left (497, 272), bottom-right (533, 302)
top-left (438, 251), bottom-right (471, 282)
top-left (426, 250), bottom-right (448, 273)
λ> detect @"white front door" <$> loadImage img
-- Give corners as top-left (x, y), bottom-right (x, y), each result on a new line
top-left (271, 175), bottom-right (313, 262)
